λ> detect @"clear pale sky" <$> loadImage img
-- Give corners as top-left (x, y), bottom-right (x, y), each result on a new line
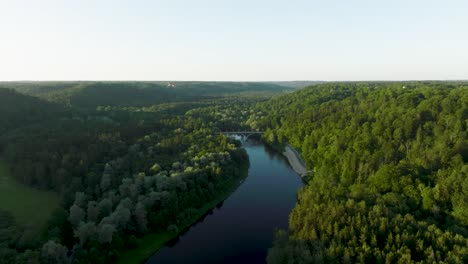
top-left (1, 0), bottom-right (467, 81)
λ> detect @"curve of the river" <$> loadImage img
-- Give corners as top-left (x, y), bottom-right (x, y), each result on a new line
top-left (146, 138), bottom-right (303, 264)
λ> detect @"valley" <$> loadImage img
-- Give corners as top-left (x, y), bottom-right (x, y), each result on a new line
top-left (0, 81), bottom-right (467, 263)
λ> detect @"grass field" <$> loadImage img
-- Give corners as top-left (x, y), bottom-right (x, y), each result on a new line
top-left (0, 160), bottom-right (60, 230)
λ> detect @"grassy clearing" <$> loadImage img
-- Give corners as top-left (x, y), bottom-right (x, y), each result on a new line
top-left (117, 168), bottom-right (248, 264)
top-left (0, 160), bottom-right (60, 231)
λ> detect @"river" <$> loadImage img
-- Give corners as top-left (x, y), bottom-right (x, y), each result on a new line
top-left (146, 137), bottom-right (303, 264)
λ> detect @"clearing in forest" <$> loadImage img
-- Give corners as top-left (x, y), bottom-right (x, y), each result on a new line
top-left (0, 160), bottom-right (60, 231)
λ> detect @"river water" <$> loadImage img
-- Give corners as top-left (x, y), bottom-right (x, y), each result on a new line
top-left (146, 138), bottom-right (303, 264)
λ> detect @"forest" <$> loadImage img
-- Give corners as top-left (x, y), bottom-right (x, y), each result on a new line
top-left (0, 82), bottom-right (276, 264)
top-left (0, 81), bottom-right (290, 109)
top-left (1, 81), bottom-right (467, 263)
top-left (260, 82), bottom-right (468, 263)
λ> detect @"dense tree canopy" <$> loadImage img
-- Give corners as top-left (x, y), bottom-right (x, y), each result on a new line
top-left (2, 81), bottom-right (467, 263)
top-left (0, 84), bottom-right (267, 263)
top-left (0, 89), bottom-right (66, 136)
top-left (260, 82), bottom-right (468, 263)
top-left (1, 81), bottom-right (290, 109)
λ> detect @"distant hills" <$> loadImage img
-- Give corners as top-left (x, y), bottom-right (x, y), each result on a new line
top-left (0, 89), bottom-right (66, 135)
top-left (0, 81), bottom-right (293, 109)
top-left (266, 81), bottom-right (325, 88)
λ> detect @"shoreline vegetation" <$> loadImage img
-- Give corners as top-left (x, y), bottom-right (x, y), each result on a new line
top-left (262, 83), bottom-right (468, 263)
top-left (117, 164), bottom-right (249, 264)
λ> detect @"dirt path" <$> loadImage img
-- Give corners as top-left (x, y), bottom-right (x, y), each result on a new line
top-left (282, 145), bottom-right (308, 176)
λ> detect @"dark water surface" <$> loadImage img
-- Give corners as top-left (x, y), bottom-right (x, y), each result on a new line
top-left (146, 139), bottom-right (303, 264)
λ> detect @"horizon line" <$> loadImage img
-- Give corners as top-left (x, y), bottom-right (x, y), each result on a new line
top-left (1, 79), bottom-right (468, 83)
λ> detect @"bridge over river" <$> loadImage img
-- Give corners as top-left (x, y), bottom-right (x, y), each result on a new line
top-left (220, 131), bottom-right (264, 139)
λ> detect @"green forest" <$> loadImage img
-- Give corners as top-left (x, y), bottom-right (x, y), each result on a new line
top-left (0, 82), bottom-right (276, 264)
top-left (1, 81), bottom-right (467, 263)
top-left (260, 82), bottom-right (468, 263)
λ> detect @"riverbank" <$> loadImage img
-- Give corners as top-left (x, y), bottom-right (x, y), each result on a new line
top-left (144, 138), bottom-right (303, 264)
top-left (282, 145), bottom-right (308, 176)
top-left (117, 165), bottom-right (249, 264)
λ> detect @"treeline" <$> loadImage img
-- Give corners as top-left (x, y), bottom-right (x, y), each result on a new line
top-left (66, 120), bottom-right (248, 263)
top-left (0, 89), bottom-right (253, 263)
top-left (185, 95), bottom-right (270, 132)
top-left (0, 89), bottom-right (67, 136)
top-left (259, 82), bottom-right (468, 263)
top-left (1, 81), bottom-right (290, 109)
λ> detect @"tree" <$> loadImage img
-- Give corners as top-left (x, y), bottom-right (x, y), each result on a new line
top-left (167, 224), bottom-right (178, 234)
top-left (69, 204), bottom-right (85, 228)
top-left (98, 224), bottom-right (116, 244)
top-left (134, 202), bottom-right (148, 232)
top-left (150, 163), bottom-right (161, 173)
top-left (41, 241), bottom-right (68, 264)
top-left (75, 222), bottom-right (96, 246)
top-left (111, 206), bottom-right (131, 231)
top-left (98, 198), bottom-right (112, 218)
top-left (87, 201), bottom-right (100, 223)
top-left (100, 173), bottom-right (111, 192)
top-left (15, 249), bottom-right (41, 264)
top-left (74, 192), bottom-right (87, 207)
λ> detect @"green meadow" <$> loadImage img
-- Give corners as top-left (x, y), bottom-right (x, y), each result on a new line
top-left (0, 160), bottom-right (60, 230)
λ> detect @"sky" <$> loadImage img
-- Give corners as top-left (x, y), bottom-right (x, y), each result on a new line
top-left (0, 0), bottom-right (467, 81)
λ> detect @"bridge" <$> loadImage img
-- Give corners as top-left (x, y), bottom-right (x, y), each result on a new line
top-left (220, 131), bottom-right (264, 140)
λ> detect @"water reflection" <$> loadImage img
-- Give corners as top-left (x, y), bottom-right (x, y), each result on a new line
top-left (146, 137), bottom-right (303, 264)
